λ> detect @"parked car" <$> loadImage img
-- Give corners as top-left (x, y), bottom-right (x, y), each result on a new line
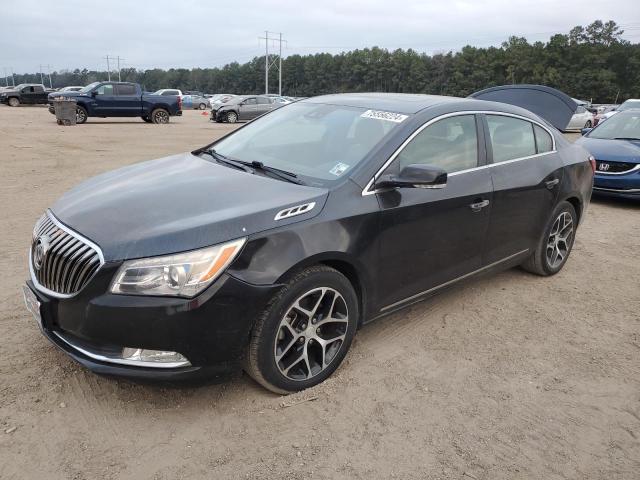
top-left (59, 86), bottom-right (84, 93)
top-left (593, 105), bottom-right (617, 126)
top-left (565, 104), bottom-right (594, 130)
top-left (210, 95), bottom-right (281, 123)
top-left (48, 82), bottom-right (182, 124)
top-left (598, 99), bottom-right (640, 124)
top-left (154, 88), bottom-right (182, 97)
top-left (0, 83), bottom-right (53, 106)
top-left (576, 110), bottom-right (640, 199)
top-left (23, 92), bottom-right (594, 393)
top-left (183, 91), bottom-right (209, 110)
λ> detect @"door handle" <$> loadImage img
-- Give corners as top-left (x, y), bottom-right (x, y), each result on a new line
top-left (545, 178), bottom-right (559, 189)
top-left (469, 199), bottom-right (490, 212)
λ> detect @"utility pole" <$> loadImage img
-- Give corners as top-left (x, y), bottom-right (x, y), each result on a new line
top-left (2, 68), bottom-right (8, 87)
top-left (10, 68), bottom-right (15, 86)
top-left (104, 55), bottom-right (111, 81)
top-left (117, 56), bottom-right (123, 82)
top-left (44, 64), bottom-right (53, 88)
top-left (39, 65), bottom-right (44, 85)
top-left (258, 31), bottom-right (286, 95)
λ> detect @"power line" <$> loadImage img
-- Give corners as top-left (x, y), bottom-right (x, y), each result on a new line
top-left (259, 31), bottom-right (286, 95)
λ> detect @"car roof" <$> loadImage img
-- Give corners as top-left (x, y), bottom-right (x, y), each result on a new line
top-left (300, 92), bottom-right (547, 121)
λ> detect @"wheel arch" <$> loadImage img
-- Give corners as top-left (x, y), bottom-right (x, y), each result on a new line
top-left (563, 195), bottom-right (583, 224)
top-left (275, 253), bottom-right (369, 326)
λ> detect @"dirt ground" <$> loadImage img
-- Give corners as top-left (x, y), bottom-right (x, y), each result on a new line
top-left (0, 105), bottom-right (638, 480)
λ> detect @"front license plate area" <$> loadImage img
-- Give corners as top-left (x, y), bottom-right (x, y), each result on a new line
top-left (22, 284), bottom-right (43, 330)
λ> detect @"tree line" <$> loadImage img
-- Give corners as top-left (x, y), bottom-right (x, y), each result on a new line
top-left (7, 20), bottom-right (639, 103)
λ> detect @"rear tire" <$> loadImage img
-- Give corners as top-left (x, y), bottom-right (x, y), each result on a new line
top-left (245, 265), bottom-right (358, 394)
top-left (8, 97), bottom-right (19, 107)
top-left (522, 201), bottom-right (577, 276)
top-left (151, 108), bottom-right (170, 124)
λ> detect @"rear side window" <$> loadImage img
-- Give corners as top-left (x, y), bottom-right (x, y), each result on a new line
top-left (34, 86), bottom-right (44, 93)
top-left (534, 125), bottom-right (553, 153)
top-left (115, 84), bottom-right (136, 95)
top-left (396, 115), bottom-right (479, 173)
top-left (487, 115), bottom-right (536, 163)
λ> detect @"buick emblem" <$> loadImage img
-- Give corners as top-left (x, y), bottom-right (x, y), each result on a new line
top-left (33, 235), bottom-right (51, 271)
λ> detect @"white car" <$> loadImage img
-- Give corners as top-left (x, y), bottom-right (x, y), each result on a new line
top-left (599, 98), bottom-right (640, 123)
top-left (566, 103), bottom-right (594, 131)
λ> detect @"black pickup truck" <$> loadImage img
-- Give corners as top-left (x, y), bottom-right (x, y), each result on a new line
top-left (48, 81), bottom-right (182, 124)
top-left (0, 84), bottom-right (54, 106)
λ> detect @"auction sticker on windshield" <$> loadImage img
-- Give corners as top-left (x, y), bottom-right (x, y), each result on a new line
top-left (361, 110), bottom-right (408, 123)
top-left (329, 162), bottom-right (350, 176)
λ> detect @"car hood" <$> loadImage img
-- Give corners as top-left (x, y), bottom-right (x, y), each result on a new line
top-left (51, 153), bottom-right (328, 261)
top-left (48, 91), bottom-right (88, 99)
top-left (575, 137), bottom-right (640, 162)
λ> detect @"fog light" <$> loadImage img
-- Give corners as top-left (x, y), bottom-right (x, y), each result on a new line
top-left (121, 348), bottom-right (191, 367)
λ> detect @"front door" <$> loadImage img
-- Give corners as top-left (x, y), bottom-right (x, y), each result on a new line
top-left (91, 83), bottom-right (118, 116)
top-left (238, 97), bottom-right (258, 120)
top-left (375, 114), bottom-right (493, 311)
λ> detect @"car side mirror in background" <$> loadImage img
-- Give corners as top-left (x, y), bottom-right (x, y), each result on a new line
top-left (375, 164), bottom-right (447, 190)
top-left (581, 127), bottom-right (592, 136)
top-left (91, 90), bottom-right (98, 97)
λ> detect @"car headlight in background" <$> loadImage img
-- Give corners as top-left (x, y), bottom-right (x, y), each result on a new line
top-left (110, 238), bottom-right (246, 297)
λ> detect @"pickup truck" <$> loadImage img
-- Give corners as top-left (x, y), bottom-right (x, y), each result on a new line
top-left (48, 81), bottom-right (182, 124)
top-left (0, 84), bottom-right (54, 106)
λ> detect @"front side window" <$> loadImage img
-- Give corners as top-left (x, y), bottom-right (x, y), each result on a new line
top-left (396, 115), bottom-right (478, 173)
top-left (487, 115), bottom-right (536, 163)
top-left (95, 84), bottom-right (115, 95)
top-left (243, 97), bottom-right (257, 105)
top-left (213, 103), bottom-right (402, 185)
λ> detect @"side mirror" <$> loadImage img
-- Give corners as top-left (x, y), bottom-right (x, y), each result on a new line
top-left (91, 90), bottom-right (98, 97)
top-left (580, 127), bottom-right (592, 136)
top-left (376, 164), bottom-right (447, 190)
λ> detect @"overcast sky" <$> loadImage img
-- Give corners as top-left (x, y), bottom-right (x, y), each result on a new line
top-left (1, 0), bottom-right (639, 74)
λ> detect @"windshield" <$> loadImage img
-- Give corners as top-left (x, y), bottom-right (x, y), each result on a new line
top-left (80, 82), bottom-right (100, 93)
top-left (212, 102), bottom-right (403, 185)
top-left (588, 112), bottom-right (640, 140)
top-left (13, 84), bottom-right (27, 90)
top-left (619, 101), bottom-right (640, 111)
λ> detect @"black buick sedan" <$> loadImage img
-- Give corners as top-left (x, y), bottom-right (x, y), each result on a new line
top-left (23, 93), bottom-right (594, 393)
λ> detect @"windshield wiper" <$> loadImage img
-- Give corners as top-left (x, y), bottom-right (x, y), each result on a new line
top-left (201, 149), bottom-right (254, 173)
top-left (613, 137), bottom-right (640, 141)
top-left (236, 160), bottom-right (305, 185)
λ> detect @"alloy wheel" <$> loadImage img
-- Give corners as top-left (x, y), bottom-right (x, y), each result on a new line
top-left (227, 112), bottom-right (237, 123)
top-left (274, 287), bottom-right (349, 381)
top-left (154, 110), bottom-right (169, 123)
top-left (546, 211), bottom-right (573, 268)
top-left (76, 108), bottom-right (86, 123)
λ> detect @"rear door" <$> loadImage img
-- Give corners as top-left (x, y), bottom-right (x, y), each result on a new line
top-left (256, 96), bottom-right (273, 116)
top-left (482, 113), bottom-right (563, 264)
top-left (113, 83), bottom-right (141, 116)
top-left (238, 97), bottom-right (258, 120)
top-left (375, 113), bottom-right (493, 311)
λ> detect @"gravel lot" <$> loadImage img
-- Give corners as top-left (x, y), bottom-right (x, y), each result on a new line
top-left (0, 106), bottom-right (638, 480)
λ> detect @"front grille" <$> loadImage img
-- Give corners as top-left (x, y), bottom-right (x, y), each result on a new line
top-left (30, 211), bottom-right (103, 296)
top-left (595, 160), bottom-right (638, 174)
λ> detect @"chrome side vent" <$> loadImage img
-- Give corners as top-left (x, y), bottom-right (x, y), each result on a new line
top-left (274, 202), bottom-right (316, 221)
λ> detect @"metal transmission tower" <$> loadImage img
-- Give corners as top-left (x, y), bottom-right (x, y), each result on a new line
top-left (105, 55), bottom-right (124, 82)
top-left (259, 31), bottom-right (286, 95)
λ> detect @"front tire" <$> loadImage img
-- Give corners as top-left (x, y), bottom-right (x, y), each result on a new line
top-left (8, 97), bottom-right (19, 107)
top-left (198, 103), bottom-right (207, 110)
top-left (522, 201), bottom-right (577, 276)
top-left (245, 265), bottom-right (358, 394)
top-left (584, 120), bottom-right (592, 128)
top-left (76, 106), bottom-right (88, 124)
top-left (151, 108), bottom-right (170, 124)
top-left (226, 111), bottom-right (238, 123)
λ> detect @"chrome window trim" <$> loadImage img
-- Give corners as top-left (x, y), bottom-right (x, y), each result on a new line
top-left (362, 110), bottom-right (557, 196)
top-left (29, 209), bottom-right (105, 299)
top-left (52, 331), bottom-right (192, 369)
top-left (380, 248), bottom-right (529, 312)
top-left (594, 163), bottom-right (640, 176)
top-left (593, 186), bottom-right (640, 193)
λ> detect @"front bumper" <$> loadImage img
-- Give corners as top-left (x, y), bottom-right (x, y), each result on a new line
top-left (25, 267), bottom-right (280, 382)
top-left (593, 168), bottom-right (640, 199)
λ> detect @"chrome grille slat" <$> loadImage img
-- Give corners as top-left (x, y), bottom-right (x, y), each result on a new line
top-left (29, 211), bottom-right (104, 297)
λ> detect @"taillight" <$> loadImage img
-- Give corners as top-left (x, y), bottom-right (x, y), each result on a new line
top-left (177, 96), bottom-right (182, 110)
top-left (588, 155), bottom-right (596, 173)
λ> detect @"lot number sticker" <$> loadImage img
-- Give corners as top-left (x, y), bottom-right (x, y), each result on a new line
top-left (329, 163), bottom-right (350, 176)
top-left (361, 110), bottom-right (408, 123)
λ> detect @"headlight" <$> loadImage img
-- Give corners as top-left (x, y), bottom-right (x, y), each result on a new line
top-left (110, 238), bottom-right (246, 297)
